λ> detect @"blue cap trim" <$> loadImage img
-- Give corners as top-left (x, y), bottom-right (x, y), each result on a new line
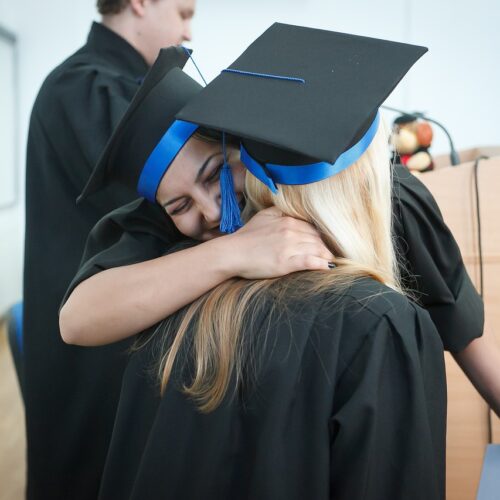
top-left (137, 120), bottom-right (199, 202)
top-left (240, 111), bottom-right (380, 192)
top-left (240, 146), bottom-right (279, 194)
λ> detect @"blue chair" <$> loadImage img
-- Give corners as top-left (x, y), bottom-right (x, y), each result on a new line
top-left (477, 444), bottom-right (500, 500)
top-left (6, 301), bottom-right (24, 400)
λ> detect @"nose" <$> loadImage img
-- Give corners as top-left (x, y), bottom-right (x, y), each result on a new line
top-left (183, 23), bottom-right (192, 43)
top-left (199, 195), bottom-right (220, 225)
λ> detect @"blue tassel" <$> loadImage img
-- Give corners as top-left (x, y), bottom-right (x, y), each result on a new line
top-left (219, 162), bottom-right (243, 234)
top-left (219, 132), bottom-right (243, 234)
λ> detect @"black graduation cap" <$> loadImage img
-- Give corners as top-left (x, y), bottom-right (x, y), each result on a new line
top-left (78, 46), bottom-right (202, 202)
top-left (177, 23), bottom-right (428, 193)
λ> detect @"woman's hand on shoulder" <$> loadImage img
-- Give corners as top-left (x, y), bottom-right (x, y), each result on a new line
top-left (218, 207), bottom-right (335, 279)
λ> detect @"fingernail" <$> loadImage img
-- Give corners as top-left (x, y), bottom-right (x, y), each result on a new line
top-left (328, 262), bottom-right (336, 269)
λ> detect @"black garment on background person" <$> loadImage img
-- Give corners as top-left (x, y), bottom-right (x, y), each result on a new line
top-left (23, 22), bottom-right (152, 500)
top-left (97, 278), bottom-right (446, 500)
top-left (65, 165), bottom-right (484, 353)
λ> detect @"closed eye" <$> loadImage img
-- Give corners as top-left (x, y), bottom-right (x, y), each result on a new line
top-left (206, 164), bottom-right (223, 183)
top-left (169, 199), bottom-right (191, 216)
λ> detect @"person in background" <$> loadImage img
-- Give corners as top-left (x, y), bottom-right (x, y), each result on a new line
top-left (23, 1), bottom-right (194, 498)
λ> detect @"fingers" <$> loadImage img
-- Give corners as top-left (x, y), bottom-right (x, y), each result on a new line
top-left (274, 216), bottom-right (321, 239)
top-left (258, 207), bottom-right (284, 218)
top-left (256, 208), bottom-right (313, 232)
top-left (291, 242), bottom-right (335, 262)
top-left (248, 208), bottom-right (321, 239)
top-left (276, 220), bottom-right (330, 250)
top-left (284, 240), bottom-right (336, 274)
top-left (287, 254), bottom-right (334, 272)
top-left (237, 208), bottom-right (336, 279)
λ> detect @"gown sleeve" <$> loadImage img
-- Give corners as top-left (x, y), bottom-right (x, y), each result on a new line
top-left (62, 198), bottom-right (180, 307)
top-left (329, 297), bottom-right (446, 500)
top-left (392, 164), bottom-right (484, 352)
top-left (32, 62), bottom-right (144, 213)
top-left (53, 64), bottom-right (136, 193)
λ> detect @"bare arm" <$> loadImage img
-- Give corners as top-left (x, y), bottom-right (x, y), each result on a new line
top-left (60, 208), bottom-right (334, 346)
top-left (452, 323), bottom-right (500, 418)
top-left (61, 237), bottom-right (231, 346)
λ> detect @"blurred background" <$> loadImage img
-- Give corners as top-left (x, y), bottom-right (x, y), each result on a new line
top-left (0, 0), bottom-right (499, 312)
top-left (0, 2), bottom-right (499, 499)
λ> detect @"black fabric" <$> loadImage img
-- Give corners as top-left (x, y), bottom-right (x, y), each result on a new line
top-left (80, 49), bottom-right (199, 200)
top-left (392, 165), bottom-right (484, 351)
top-left (177, 22), bottom-right (427, 164)
top-left (66, 164), bottom-right (484, 353)
top-left (97, 278), bottom-right (446, 499)
top-left (23, 22), bottom-right (150, 500)
top-left (63, 198), bottom-right (179, 306)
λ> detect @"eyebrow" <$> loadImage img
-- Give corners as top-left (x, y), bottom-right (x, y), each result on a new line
top-left (162, 151), bottom-right (223, 208)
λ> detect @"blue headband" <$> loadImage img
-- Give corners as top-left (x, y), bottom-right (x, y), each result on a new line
top-left (137, 120), bottom-right (199, 202)
top-left (240, 111), bottom-right (381, 194)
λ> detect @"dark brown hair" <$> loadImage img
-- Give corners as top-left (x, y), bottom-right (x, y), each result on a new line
top-left (194, 127), bottom-right (240, 149)
top-left (96, 0), bottom-right (130, 15)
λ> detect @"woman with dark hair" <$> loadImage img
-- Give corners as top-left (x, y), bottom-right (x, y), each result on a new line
top-left (60, 46), bottom-right (336, 346)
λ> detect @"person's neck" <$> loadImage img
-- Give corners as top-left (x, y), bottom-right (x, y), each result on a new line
top-left (101, 13), bottom-right (148, 64)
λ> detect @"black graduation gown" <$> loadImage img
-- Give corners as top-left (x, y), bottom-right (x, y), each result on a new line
top-left (65, 164), bottom-right (484, 353)
top-left (23, 22), bottom-right (149, 500)
top-left (97, 278), bottom-right (446, 500)
top-left (392, 166), bottom-right (484, 352)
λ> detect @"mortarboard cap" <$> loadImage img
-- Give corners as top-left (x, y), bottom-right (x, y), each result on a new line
top-left (78, 46), bottom-right (202, 203)
top-left (177, 23), bottom-right (428, 193)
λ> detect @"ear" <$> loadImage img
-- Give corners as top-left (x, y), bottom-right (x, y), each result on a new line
top-left (129, 0), bottom-right (148, 17)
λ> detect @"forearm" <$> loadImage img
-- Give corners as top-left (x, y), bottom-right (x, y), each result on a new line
top-left (452, 324), bottom-right (500, 417)
top-left (60, 237), bottom-right (235, 346)
top-left (60, 208), bottom-right (334, 347)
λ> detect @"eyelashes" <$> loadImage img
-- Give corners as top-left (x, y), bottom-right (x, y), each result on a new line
top-left (170, 201), bottom-right (190, 216)
top-left (169, 164), bottom-right (224, 216)
top-left (206, 163), bottom-right (223, 183)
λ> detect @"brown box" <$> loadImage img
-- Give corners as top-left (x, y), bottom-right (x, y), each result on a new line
top-left (419, 148), bottom-right (500, 500)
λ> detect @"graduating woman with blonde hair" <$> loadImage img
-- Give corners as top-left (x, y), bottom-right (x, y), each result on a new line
top-left (92, 25), bottom-right (446, 500)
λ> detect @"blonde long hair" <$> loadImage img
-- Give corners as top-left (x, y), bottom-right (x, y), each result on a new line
top-left (157, 118), bottom-right (401, 412)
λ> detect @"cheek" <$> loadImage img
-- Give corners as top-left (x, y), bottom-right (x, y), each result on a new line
top-left (149, 9), bottom-right (181, 45)
top-left (161, 10), bottom-right (182, 34)
top-left (170, 212), bottom-right (203, 239)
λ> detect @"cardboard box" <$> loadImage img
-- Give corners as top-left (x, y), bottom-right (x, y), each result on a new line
top-left (419, 148), bottom-right (500, 500)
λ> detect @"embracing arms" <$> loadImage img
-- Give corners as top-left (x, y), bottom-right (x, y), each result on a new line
top-left (60, 208), bottom-right (334, 346)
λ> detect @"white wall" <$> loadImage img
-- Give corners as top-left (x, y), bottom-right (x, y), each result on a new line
top-left (0, 0), bottom-right (98, 312)
top-left (0, 0), bottom-right (499, 313)
top-left (186, 0), bottom-right (500, 152)
top-left (0, 0), bottom-right (22, 314)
